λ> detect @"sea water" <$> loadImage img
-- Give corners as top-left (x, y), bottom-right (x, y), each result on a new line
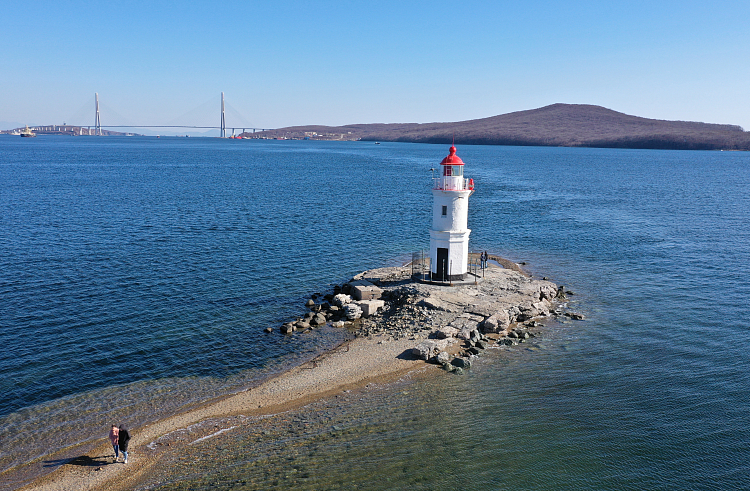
top-left (1, 137), bottom-right (749, 489)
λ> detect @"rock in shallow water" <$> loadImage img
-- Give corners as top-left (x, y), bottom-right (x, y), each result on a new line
top-left (412, 341), bottom-right (438, 361)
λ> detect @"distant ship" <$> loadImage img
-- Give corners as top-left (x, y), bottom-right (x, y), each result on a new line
top-left (20, 125), bottom-right (36, 137)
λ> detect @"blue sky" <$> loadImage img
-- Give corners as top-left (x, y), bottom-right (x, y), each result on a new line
top-left (2, 0), bottom-right (749, 132)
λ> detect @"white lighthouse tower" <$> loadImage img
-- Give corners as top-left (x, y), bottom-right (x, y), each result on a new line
top-left (430, 145), bottom-right (474, 282)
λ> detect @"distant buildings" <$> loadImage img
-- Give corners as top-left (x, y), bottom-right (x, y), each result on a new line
top-left (1, 125), bottom-right (138, 136)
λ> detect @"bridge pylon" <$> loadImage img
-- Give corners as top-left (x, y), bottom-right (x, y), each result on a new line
top-left (94, 93), bottom-right (102, 136)
top-left (221, 92), bottom-right (226, 138)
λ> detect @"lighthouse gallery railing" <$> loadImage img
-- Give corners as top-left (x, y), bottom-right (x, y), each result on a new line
top-left (433, 177), bottom-right (473, 191)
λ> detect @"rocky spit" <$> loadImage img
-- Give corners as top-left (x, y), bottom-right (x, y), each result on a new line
top-left (275, 262), bottom-right (581, 374)
top-left (24, 261), bottom-right (583, 491)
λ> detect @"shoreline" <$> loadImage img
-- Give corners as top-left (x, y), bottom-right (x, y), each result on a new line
top-left (22, 336), bottom-right (426, 491)
top-left (19, 261), bottom-right (566, 491)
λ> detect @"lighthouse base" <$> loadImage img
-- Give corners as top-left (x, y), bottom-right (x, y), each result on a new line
top-left (429, 229), bottom-right (471, 283)
top-left (429, 270), bottom-right (465, 282)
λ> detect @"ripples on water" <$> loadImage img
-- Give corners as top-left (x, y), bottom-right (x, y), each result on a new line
top-left (1, 137), bottom-right (749, 489)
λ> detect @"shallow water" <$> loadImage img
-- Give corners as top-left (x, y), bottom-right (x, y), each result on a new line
top-left (1, 137), bottom-right (749, 489)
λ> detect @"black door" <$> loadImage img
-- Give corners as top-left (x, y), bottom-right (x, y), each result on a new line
top-left (436, 248), bottom-right (448, 281)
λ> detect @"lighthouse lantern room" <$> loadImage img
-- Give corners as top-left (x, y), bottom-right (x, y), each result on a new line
top-left (430, 145), bottom-right (474, 282)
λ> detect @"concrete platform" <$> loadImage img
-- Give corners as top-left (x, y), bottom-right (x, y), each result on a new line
top-left (355, 299), bottom-right (385, 317)
top-left (350, 280), bottom-right (383, 300)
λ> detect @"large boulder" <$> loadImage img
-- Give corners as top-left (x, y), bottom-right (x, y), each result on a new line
top-left (332, 294), bottom-right (352, 308)
top-left (435, 326), bottom-right (459, 339)
top-left (436, 351), bottom-right (450, 365)
top-left (555, 285), bottom-right (567, 300)
top-left (343, 303), bottom-right (362, 320)
top-left (470, 329), bottom-right (482, 343)
top-left (310, 313), bottom-right (327, 326)
top-left (449, 315), bottom-right (481, 330)
top-left (412, 341), bottom-right (438, 361)
top-left (539, 283), bottom-right (558, 301)
top-left (481, 310), bottom-right (510, 334)
top-left (532, 301), bottom-right (550, 316)
top-left (456, 328), bottom-right (480, 341)
top-left (451, 357), bottom-right (472, 369)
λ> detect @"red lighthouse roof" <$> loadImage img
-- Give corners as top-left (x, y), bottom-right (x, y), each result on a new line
top-left (440, 145), bottom-right (464, 165)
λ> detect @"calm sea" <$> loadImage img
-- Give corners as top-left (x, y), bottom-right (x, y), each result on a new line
top-left (1, 136), bottom-right (748, 490)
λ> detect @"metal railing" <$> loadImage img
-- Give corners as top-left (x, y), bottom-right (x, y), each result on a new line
top-left (411, 250), bottom-right (428, 280)
top-left (432, 177), bottom-right (472, 191)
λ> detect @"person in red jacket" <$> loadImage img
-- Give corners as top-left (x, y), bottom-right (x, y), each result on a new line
top-left (108, 425), bottom-right (119, 461)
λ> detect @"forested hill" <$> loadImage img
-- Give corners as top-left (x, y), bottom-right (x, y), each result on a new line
top-left (249, 104), bottom-right (750, 150)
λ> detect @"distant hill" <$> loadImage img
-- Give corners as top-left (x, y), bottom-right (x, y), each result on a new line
top-left (244, 104), bottom-right (750, 151)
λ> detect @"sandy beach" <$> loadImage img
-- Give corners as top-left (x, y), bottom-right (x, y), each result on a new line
top-left (22, 335), bottom-right (427, 491)
top-left (20, 262), bottom-right (559, 491)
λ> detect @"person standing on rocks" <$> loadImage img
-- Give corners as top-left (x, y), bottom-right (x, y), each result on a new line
top-left (480, 251), bottom-right (488, 269)
top-left (108, 424), bottom-right (119, 462)
top-left (118, 425), bottom-right (131, 464)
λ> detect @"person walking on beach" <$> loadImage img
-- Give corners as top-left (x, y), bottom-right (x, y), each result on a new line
top-left (108, 424), bottom-right (119, 462)
top-left (118, 425), bottom-right (131, 464)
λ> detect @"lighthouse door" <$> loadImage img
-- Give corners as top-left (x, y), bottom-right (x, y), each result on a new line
top-left (436, 248), bottom-right (449, 281)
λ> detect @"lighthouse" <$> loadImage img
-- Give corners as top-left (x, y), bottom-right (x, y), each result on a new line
top-left (430, 145), bottom-right (474, 282)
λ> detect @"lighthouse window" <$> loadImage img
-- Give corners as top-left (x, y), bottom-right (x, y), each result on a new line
top-left (443, 165), bottom-right (463, 177)
top-left (441, 205), bottom-right (447, 216)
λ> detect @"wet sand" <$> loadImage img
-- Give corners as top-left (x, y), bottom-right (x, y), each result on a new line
top-left (21, 336), bottom-right (429, 491)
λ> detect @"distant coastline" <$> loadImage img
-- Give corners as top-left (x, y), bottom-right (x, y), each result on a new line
top-left (1, 125), bottom-right (140, 137)
top-left (240, 103), bottom-right (750, 151)
top-left (7, 104), bottom-right (750, 150)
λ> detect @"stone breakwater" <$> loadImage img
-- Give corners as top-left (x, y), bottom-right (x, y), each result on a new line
top-left (275, 262), bottom-right (582, 373)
